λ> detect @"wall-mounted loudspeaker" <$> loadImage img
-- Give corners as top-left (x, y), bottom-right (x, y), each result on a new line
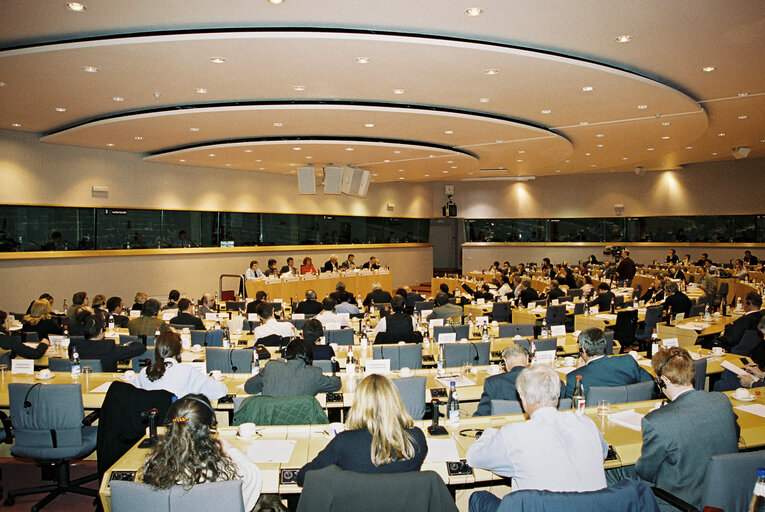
top-left (323, 167), bottom-right (343, 195)
top-left (341, 167), bottom-right (371, 197)
top-left (297, 167), bottom-right (316, 194)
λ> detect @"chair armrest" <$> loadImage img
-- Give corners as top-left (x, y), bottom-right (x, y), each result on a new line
top-left (82, 410), bottom-right (100, 426)
top-left (0, 410), bottom-right (13, 443)
top-left (651, 487), bottom-right (700, 512)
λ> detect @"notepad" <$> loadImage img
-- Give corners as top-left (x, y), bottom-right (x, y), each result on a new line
top-left (720, 360), bottom-right (749, 377)
top-left (246, 439), bottom-right (297, 463)
top-left (424, 438), bottom-right (461, 463)
top-left (735, 404), bottom-right (765, 418)
top-left (607, 409), bottom-right (644, 431)
top-left (435, 374), bottom-right (475, 387)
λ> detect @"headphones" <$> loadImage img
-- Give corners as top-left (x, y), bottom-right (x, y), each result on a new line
top-left (228, 349), bottom-right (238, 373)
top-left (656, 352), bottom-right (681, 389)
top-left (171, 395), bottom-right (218, 427)
top-left (23, 383), bottom-right (42, 411)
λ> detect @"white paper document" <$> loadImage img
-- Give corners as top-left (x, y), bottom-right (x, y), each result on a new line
top-left (90, 382), bottom-right (113, 393)
top-left (637, 359), bottom-right (653, 367)
top-left (735, 404), bottom-right (765, 418)
top-left (595, 313), bottom-right (617, 321)
top-left (424, 438), bottom-right (461, 463)
top-left (720, 360), bottom-right (749, 377)
top-left (246, 439), bottom-right (297, 463)
top-left (607, 409), bottom-right (645, 431)
top-left (555, 366), bottom-right (578, 375)
top-left (677, 322), bottom-right (710, 331)
top-left (435, 374), bottom-right (475, 387)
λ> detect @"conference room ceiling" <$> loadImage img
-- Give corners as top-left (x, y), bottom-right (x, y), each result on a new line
top-left (1, 1), bottom-right (763, 183)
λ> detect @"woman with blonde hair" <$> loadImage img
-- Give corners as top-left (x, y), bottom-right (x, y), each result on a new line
top-left (21, 299), bottom-right (62, 341)
top-left (141, 394), bottom-right (261, 511)
top-left (296, 373), bottom-right (428, 486)
top-left (132, 291), bottom-right (148, 312)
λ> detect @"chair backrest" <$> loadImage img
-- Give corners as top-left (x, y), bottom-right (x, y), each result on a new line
top-left (132, 347), bottom-right (155, 372)
top-left (392, 376), bottom-right (427, 420)
top-left (718, 281), bottom-right (729, 296)
top-left (573, 302), bottom-right (585, 315)
top-left (586, 380), bottom-right (655, 407)
top-left (491, 398), bottom-right (573, 415)
top-left (613, 309), bottom-right (638, 346)
top-left (731, 329), bottom-right (762, 356)
top-left (372, 344), bottom-right (423, 370)
top-left (544, 305), bottom-right (567, 326)
top-left (568, 289), bottom-right (583, 299)
top-left (614, 295), bottom-right (625, 308)
top-left (373, 331), bottom-right (423, 345)
top-left (693, 357), bottom-right (707, 391)
top-left (8, 383), bottom-right (88, 459)
top-left (204, 329), bottom-right (224, 347)
top-left (257, 334), bottom-right (290, 348)
top-left (233, 395), bottom-right (329, 426)
top-left (700, 449), bottom-right (765, 512)
top-left (490, 302), bottom-right (511, 323)
top-left (513, 338), bottom-right (557, 352)
top-left (110, 479), bottom-right (245, 512)
top-left (603, 331), bottom-right (616, 356)
top-left (325, 329), bottom-right (354, 346)
top-left (225, 301), bottom-right (246, 312)
top-left (21, 331), bottom-right (39, 343)
top-left (443, 342), bottom-right (490, 368)
top-left (414, 301), bottom-right (435, 312)
top-left (433, 325), bottom-right (469, 342)
top-left (120, 334), bottom-right (146, 345)
top-left (205, 347), bottom-right (253, 374)
top-left (688, 303), bottom-right (706, 318)
top-left (644, 305), bottom-right (664, 332)
top-left (48, 357), bottom-right (103, 373)
top-left (189, 330), bottom-right (207, 346)
top-left (498, 323), bottom-right (534, 338)
top-left (313, 359), bottom-right (334, 373)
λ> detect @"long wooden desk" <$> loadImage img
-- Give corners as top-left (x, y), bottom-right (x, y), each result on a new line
top-left (245, 271), bottom-right (392, 303)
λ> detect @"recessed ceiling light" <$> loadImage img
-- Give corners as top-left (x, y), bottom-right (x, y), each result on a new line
top-left (447, 160), bottom-right (453, 163)
top-left (384, 159), bottom-right (390, 162)
top-left (66, 2), bottom-right (86, 11)
top-left (622, 157), bottom-right (628, 160)
top-left (584, 152), bottom-right (591, 156)
top-left (637, 104), bottom-right (648, 109)
top-left (267, 0), bottom-right (285, 4)
top-left (355, 57), bottom-right (370, 64)
top-left (112, 96), bottom-right (124, 102)
top-left (579, 121), bottom-right (589, 125)
top-left (685, 146), bottom-right (693, 150)
top-left (615, 34), bottom-right (632, 43)
top-left (365, 123), bottom-right (375, 127)
top-left (194, 88), bottom-right (208, 94)
top-left (399, 177), bottom-right (405, 180)
top-left (495, 139), bottom-right (504, 143)
top-left (541, 109), bottom-right (551, 114)
top-left (398, 169), bottom-right (404, 172)
top-left (273, 122), bottom-right (283, 127)
top-left (738, 115), bottom-right (748, 120)
top-left (189, 127), bottom-right (200, 132)
top-left (372, 173), bottom-right (379, 176)
top-left (81, 66), bottom-right (98, 73)
top-left (106, 143), bottom-right (115, 147)
top-left (760, 139), bottom-right (765, 143)
top-left (595, 133), bottom-right (604, 137)
top-left (442, 170), bottom-right (449, 173)
top-left (712, 152), bottom-right (718, 156)
top-left (582, 86), bottom-right (594, 92)
top-left (590, 164), bottom-right (597, 168)
top-left (479, 97), bottom-right (490, 103)
top-left (293, 147), bottom-right (302, 151)
top-left (346, 147), bottom-right (354, 151)
top-left (225, 163), bottom-right (232, 167)
top-left (0, 82), bottom-right (5, 87)
top-left (208, 153), bottom-right (215, 157)
top-left (424, 174), bottom-right (430, 177)
top-left (293, 85), bottom-right (306, 91)
top-left (465, 7), bottom-right (483, 16)
top-left (516, 159), bottom-right (523, 162)
top-left (393, 89), bottom-right (405, 94)
top-left (484, 69), bottom-right (499, 75)
top-left (555, 170), bottom-right (561, 173)
top-left (646, 147), bottom-right (654, 151)
top-left (179, 159), bottom-right (186, 162)
top-left (596, 144), bottom-right (604, 148)
top-left (255, 159), bottom-right (262, 162)
top-left (393, 150), bottom-right (401, 154)
top-left (428, 154), bottom-right (434, 158)
top-left (444, 130), bottom-right (453, 134)
top-left (210, 57), bottom-right (226, 64)
top-left (718, 133), bottom-right (726, 136)
top-left (306, 156), bottom-right (313, 159)
top-left (244, 149), bottom-right (253, 153)
top-left (518, 150), bottom-right (525, 154)
top-left (55, 107), bottom-right (67, 112)
top-left (11, 123), bottom-right (21, 127)
top-left (153, 92), bottom-right (161, 99)
top-left (738, 92), bottom-right (749, 97)
top-left (259, 167), bottom-right (265, 170)
top-left (702, 66), bottom-right (716, 72)
top-left (661, 121), bottom-right (671, 126)
top-left (451, 166), bottom-right (457, 169)
top-left (662, 136), bottom-right (670, 140)
top-left (468, 172), bottom-right (474, 175)
top-left (134, 136), bottom-right (143, 140)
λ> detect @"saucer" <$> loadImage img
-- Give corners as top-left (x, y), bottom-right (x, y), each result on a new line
top-left (733, 394), bottom-right (756, 402)
top-left (120, 374), bottom-right (136, 382)
top-left (235, 432), bottom-right (260, 440)
top-left (35, 372), bottom-right (54, 380)
top-left (562, 361), bottom-right (576, 367)
top-left (190, 345), bottom-right (203, 353)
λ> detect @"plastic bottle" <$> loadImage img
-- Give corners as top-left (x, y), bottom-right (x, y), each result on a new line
top-left (251, 349), bottom-right (260, 375)
top-left (541, 319), bottom-right (548, 339)
top-left (447, 382), bottom-right (460, 426)
top-left (572, 374), bottom-right (585, 414)
top-left (750, 467), bottom-right (765, 512)
top-left (108, 314), bottom-right (115, 331)
top-left (63, 299), bottom-right (68, 315)
top-left (437, 343), bottom-right (445, 374)
top-left (70, 346), bottom-right (81, 377)
top-left (529, 339), bottom-right (537, 365)
top-left (481, 323), bottom-right (489, 343)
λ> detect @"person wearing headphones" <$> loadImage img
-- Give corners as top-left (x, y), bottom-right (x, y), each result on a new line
top-left (564, 328), bottom-right (653, 398)
top-left (141, 394), bottom-right (261, 511)
top-left (607, 347), bottom-right (739, 510)
top-left (243, 338), bottom-right (341, 397)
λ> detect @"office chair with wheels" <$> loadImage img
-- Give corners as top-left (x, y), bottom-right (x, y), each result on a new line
top-left (372, 343), bottom-right (423, 370)
top-left (47, 358), bottom-right (103, 373)
top-left (110, 479), bottom-right (244, 512)
top-left (205, 347), bottom-right (254, 373)
top-left (497, 323), bottom-right (534, 338)
top-left (442, 341), bottom-right (490, 367)
top-left (5, 383), bottom-right (99, 512)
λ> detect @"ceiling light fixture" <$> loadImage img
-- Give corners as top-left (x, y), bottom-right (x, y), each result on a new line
top-left (244, 149), bottom-right (253, 153)
top-left (596, 144), bottom-right (604, 147)
top-left (81, 66), bottom-right (98, 73)
top-left (355, 57), bottom-right (370, 64)
top-left (393, 89), bottom-right (405, 94)
top-left (393, 150), bottom-right (401, 154)
top-left (384, 159), bottom-right (390, 162)
top-left (637, 104), bottom-right (648, 109)
top-left (273, 122), bottom-right (283, 127)
top-left (345, 147), bottom-right (354, 151)
top-left (718, 132), bottom-right (726, 136)
top-left (686, 146), bottom-right (693, 150)
top-left (399, 177), bottom-right (405, 180)
top-left (702, 66), bottom-right (716, 72)
top-left (484, 69), bottom-right (499, 75)
top-left (0, 82), bottom-right (5, 87)
top-left (615, 34), bottom-right (632, 43)
top-left (66, 2), bottom-right (86, 11)
top-left (112, 96), bottom-right (124, 102)
top-left (194, 88), bottom-right (208, 94)
top-left (365, 123), bottom-right (375, 127)
top-left (465, 7), bottom-right (483, 16)
top-left (662, 136), bottom-right (670, 140)
top-left (582, 86), bottom-right (594, 92)
top-left (189, 127), bottom-right (200, 132)
top-left (267, 0), bottom-right (285, 4)
top-left (134, 136), bottom-right (143, 140)
top-left (179, 159), bottom-right (186, 162)
top-left (293, 85), bottom-right (306, 91)
top-left (106, 143), bottom-right (115, 147)
top-left (451, 166), bottom-right (457, 169)
top-left (518, 150), bottom-right (525, 154)
top-left (541, 109), bottom-right (551, 114)
top-left (55, 107), bottom-right (67, 112)
top-left (11, 123), bottom-right (21, 127)
top-left (479, 97), bottom-right (490, 103)
top-left (646, 147), bottom-right (654, 151)
top-left (208, 153), bottom-right (215, 157)
top-left (444, 130), bottom-right (453, 134)
top-left (306, 156), bottom-right (313, 159)
top-left (210, 57), bottom-right (226, 64)
top-left (442, 170), bottom-right (449, 173)
top-left (738, 92), bottom-right (749, 97)
top-left (738, 115), bottom-right (748, 120)
top-left (712, 152), bottom-right (718, 156)
top-left (661, 121), bottom-right (671, 126)
top-left (595, 133), bottom-right (604, 137)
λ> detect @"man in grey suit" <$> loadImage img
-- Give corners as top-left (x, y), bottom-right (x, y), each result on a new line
top-left (243, 338), bottom-right (341, 397)
top-left (427, 292), bottom-right (463, 323)
top-left (609, 347), bottom-right (739, 511)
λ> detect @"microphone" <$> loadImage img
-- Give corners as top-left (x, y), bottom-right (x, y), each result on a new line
top-left (139, 408), bottom-right (160, 447)
top-left (469, 342), bottom-right (480, 362)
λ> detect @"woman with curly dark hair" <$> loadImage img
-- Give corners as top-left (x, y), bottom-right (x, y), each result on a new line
top-left (141, 394), bottom-right (261, 510)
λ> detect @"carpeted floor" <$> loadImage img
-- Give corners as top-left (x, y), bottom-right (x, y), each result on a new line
top-left (0, 458), bottom-right (100, 512)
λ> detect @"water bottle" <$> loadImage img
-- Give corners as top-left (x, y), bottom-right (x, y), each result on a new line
top-left (447, 382), bottom-right (460, 426)
top-left (529, 339), bottom-right (537, 364)
top-left (108, 314), bottom-right (115, 331)
top-left (346, 347), bottom-right (355, 376)
top-left (251, 349), bottom-right (260, 375)
top-left (705, 304), bottom-right (711, 320)
top-left (70, 346), bottom-right (81, 377)
top-left (750, 468), bottom-right (765, 512)
top-left (572, 374), bottom-right (585, 414)
top-left (437, 343), bottom-right (445, 374)
top-left (63, 299), bottom-right (68, 315)
top-left (222, 327), bottom-right (230, 348)
top-left (541, 319), bottom-right (548, 338)
top-left (481, 323), bottom-right (489, 343)
top-left (649, 329), bottom-right (659, 358)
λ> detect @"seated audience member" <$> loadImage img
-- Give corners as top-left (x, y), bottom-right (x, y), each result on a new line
top-left (516, 262), bottom-right (527, 276)
top-left (557, 267), bottom-right (577, 289)
top-left (666, 249), bottom-right (679, 264)
top-left (297, 373), bottom-right (427, 486)
top-left (681, 254), bottom-right (692, 265)
top-left (439, 282), bottom-right (454, 299)
top-left (474, 344), bottom-right (564, 417)
top-left (329, 282), bottom-right (356, 305)
top-left (402, 285), bottom-right (425, 313)
top-left (323, 254), bottom-right (339, 273)
top-left (68, 305), bottom-right (94, 336)
top-left (462, 282), bottom-right (493, 302)
top-left (253, 303), bottom-right (298, 343)
top-left (106, 296), bottom-right (130, 328)
top-left (372, 295), bottom-right (415, 336)
top-left (300, 257), bottom-right (317, 275)
top-left (169, 298), bottom-right (205, 331)
top-left (243, 338), bottom-right (341, 396)
top-left (131, 291), bottom-right (148, 312)
top-left (0, 310), bottom-right (49, 359)
top-left (302, 318), bottom-right (335, 361)
top-left (663, 282), bottom-right (692, 319)
top-left (602, 260), bottom-right (616, 280)
top-left (587, 283), bottom-right (616, 312)
top-left (467, 365), bottom-right (607, 511)
top-left (262, 258), bottom-right (278, 277)
top-left (141, 394), bottom-right (262, 512)
top-left (91, 294), bottom-right (108, 319)
top-left (427, 292), bottom-right (463, 322)
top-left (161, 289), bottom-right (180, 311)
top-left (133, 332), bottom-right (227, 400)
top-left (361, 256), bottom-right (380, 270)
top-left (545, 281), bottom-right (565, 302)
top-left (334, 297), bottom-right (360, 315)
top-left (244, 260), bottom-right (265, 280)
top-left (342, 253), bottom-right (356, 270)
top-left (696, 265), bottom-right (718, 306)
top-left (641, 277), bottom-right (665, 303)
top-left (744, 250), bottom-right (759, 265)
top-left (695, 252), bottom-right (710, 267)
top-left (715, 291), bottom-right (763, 351)
top-left (294, 289), bottom-right (323, 316)
top-left (608, 347), bottom-right (739, 510)
top-left (495, 276), bottom-right (512, 298)
top-left (22, 299), bottom-right (63, 341)
top-left (245, 290), bottom-right (268, 315)
top-left (733, 259), bottom-right (749, 280)
top-left (580, 275), bottom-right (595, 299)
top-left (363, 282), bottom-right (392, 307)
top-left (714, 316), bottom-right (765, 391)
top-left (69, 314), bottom-right (145, 371)
top-left (25, 293), bottom-right (54, 315)
top-left (197, 293), bottom-right (216, 318)
top-left (280, 257), bottom-right (298, 276)
top-left (564, 328), bottom-right (653, 398)
top-left (315, 298), bottom-right (351, 328)
top-left (67, 291), bottom-right (88, 323)
top-left (517, 280), bottom-right (539, 308)
top-left (127, 298), bottom-right (171, 337)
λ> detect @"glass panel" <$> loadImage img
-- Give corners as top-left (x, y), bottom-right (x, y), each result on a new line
top-left (218, 212), bottom-right (260, 247)
top-left (0, 206), bottom-right (94, 251)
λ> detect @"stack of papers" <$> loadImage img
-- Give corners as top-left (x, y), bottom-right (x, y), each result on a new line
top-left (246, 440), bottom-right (297, 463)
top-left (677, 322), bottom-right (711, 331)
top-left (607, 409), bottom-right (645, 431)
top-left (595, 313), bottom-right (618, 321)
top-left (435, 374), bottom-right (475, 387)
top-left (424, 438), bottom-right (461, 463)
top-left (735, 404), bottom-right (765, 418)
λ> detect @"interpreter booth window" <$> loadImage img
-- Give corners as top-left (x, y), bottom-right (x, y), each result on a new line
top-left (217, 212), bottom-right (261, 247)
top-left (260, 214), bottom-right (300, 246)
top-left (549, 218), bottom-right (618, 242)
top-left (625, 215), bottom-right (758, 243)
top-left (0, 205), bottom-right (94, 252)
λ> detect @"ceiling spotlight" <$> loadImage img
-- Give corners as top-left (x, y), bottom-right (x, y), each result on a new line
top-left (365, 123), bottom-right (375, 127)
top-left (451, 166), bottom-right (458, 169)
top-left (399, 177), bottom-right (405, 180)
top-left (225, 163), bottom-right (232, 167)
top-left (267, 0), bottom-right (285, 4)
top-left (194, 88), bottom-right (208, 94)
top-left (661, 136), bottom-right (670, 140)
top-left (518, 150), bottom-right (525, 154)
top-left (179, 159), bottom-right (186, 162)
top-left (541, 109), bottom-right (551, 114)
top-left (555, 170), bottom-right (561, 173)
top-left (585, 152), bottom-right (591, 156)
top-left (596, 144), bottom-right (604, 147)
top-left (646, 147), bottom-right (654, 151)
top-left (615, 34), bottom-right (632, 43)
top-left (346, 147), bottom-right (354, 151)
top-left (637, 104), bottom-right (648, 109)
top-left (444, 130), bottom-right (453, 134)
top-left (0, 82), bottom-right (5, 87)
top-left (66, 2), bottom-right (86, 11)
top-left (391, 89), bottom-right (405, 95)
top-left (208, 153), bottom-right (216, 157)
top-left (106, 143), bottom-right (114, 147)
top-left (55, 107), bottom-right (67, 112)
top-left (293, 147), bottom-right (302, 151)
top-left (738, 92), bottom-right (749, 97)
top-left (134, 136), bottom-right (143, 140)
top-left (293, 85), bottom-right (306, 91)
top-left (685, 146), bottom-right (693, 150)
top-left (244, 149), bottom-right (253, 153)
top-left (259, 167), bottom-right (265, 170)
top-left (81, 66), bottom-right (98, 73)
top-left (718, 132), bottom-right (726, 136)
top-left (582, 86), bottom-right (594, 92)
top-left (355, 57), bottom-right (370, 64)
top-left (398, 169), bottom-right (404, 172)
top-left (384, 159), bottom-right (390, 162)
top-left (595, 133), bottom-right (604, 137)
top-left (442, 170), bottom-right (449, 173)
top-left (702, 66), bottom-right (716, 72)
top-left (516, 159), bottom-right (523, 162)
top-left (393, 150), bottom-right (401, 154)
top-left (210, 57), bottom-right (226, 64)
top-left (112, 96), bottom-right (124, 102)
top-left (465, 7), bottom-right (483, 16)
top-left (11, 123), bottom-right (21, 127)
top-left (306, 156), bottom-right (313, 159)
top-left (273, 122), bottom-right (283, 127)
top-left (189, 127), bottom-right (200, 132)
top-left (661, 121), bottom-right (671, 126)
top-left (255, 159), bottom-right (262, 162)
top-left (153, 92), bottom-right (161, 99)
top-left (484, 69), bottom-right (499, 75)
top-left (738, 115), bottom-right (748, 120)
top-left (479, 97), bottom-right (490, 103)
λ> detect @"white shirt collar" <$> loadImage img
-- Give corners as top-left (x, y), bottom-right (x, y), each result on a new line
top-left (586, 355), bottom-right (606, 365)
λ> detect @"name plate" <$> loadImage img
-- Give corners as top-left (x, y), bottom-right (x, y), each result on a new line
top-left (266, 277), bottom-right (281, 284)
top-left (662, 338), bottom-right (679, 348)
top-left (476, 298), bottom-right (485, 305)
top-left (248, 313), bottom-right (259, 322)
top-left (437, 332), bottom-right (456, 344)
top-left (429, 318), bottom-right (444, 327)
top-left (550, 325), bottom-right (566, 337)
top-left (12, 359), bottom-right (34, 374)
top-left (291, 313), bottom-right (305, 320)
top-left (129, 310), bottom-right (141, 318)
top-left (535, 350), bottom-right (556, 364)
top-left (162, 312), bottom-right (176, 321)
top-left (365, 359), bottom-right (391, 375)
top-left (302, 275), bottom-right (317, 281)
top-left (359, 269), bottom-right (373, 276)
top-left (273, 298), bottom-right (283, 304)
top-left (420, 310), bottom-right (433, 320)
top-left (205, 313), bottom-right (219, 321)
top-left (551, 299), bottom-right (559, 306)
top-left (284, 276), bottom-right (300, 282)
top-left (376, 269), bottom-right (389, 275)
top-left (475, 316), bottom-right (489, 325)
top-left (675, 313), bottom-right (686, 321)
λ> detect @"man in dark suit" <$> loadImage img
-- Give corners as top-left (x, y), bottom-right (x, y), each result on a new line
top-left (640, 277), bottom-right (665, 304)
top-left (517, 280), bottom-right (540, 307)
top-left (663, 282), bottom-right (692, 319)
top-left (402, 286), bottom-right (424, 313)
top-left (545, 281), bottom-right (566, 302)
top-left (715, 291), bottom-right (763, 352)
top-left (245, 290), bottom-right (269, 315)
top-left (615, 250), bottom-right (636, 284)
top-left (427, 292), bottom-right (463, 322)
top-left (587, 283), bottom-right (615, 312)
top-left (744, 250), bottom-right (759, 265)
top-left (302, 319), bottom-right (335, 361)
top-left (564, 328), bottom-right (653, 398)
top-left (294, 289), bottom-right (323, 316)
top-left (329, 281), bottom-right (356, 305)
top-left (279, 257), bottom-right (297, 275)
top-left (106, 296), bottom-right (130, 328)
top-left (629, 348), bottom-right (739, 510)
top-left (71, 314), bottom-right (146, 372)
top-left (362, 283), bottom-right (392, 307)
top-left (169, 298), bottom-right (205, 330)
top-left (361, 256), bottom-right (380, 270)
top-left (322, 254), bottom-right (339, 273)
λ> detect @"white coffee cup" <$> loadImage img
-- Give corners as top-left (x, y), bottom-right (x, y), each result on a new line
top-left (563, 356), bottom-right (576, 366)
top-left (122, 370), bottom-right (136, 380)
top-left (712, 347), bottom-right (725, 356)
top-left (488, 364), bottom-right (501, 375)
top-left (210, 370), bottom-right (223, 381)
top-left (628, 351), bottom-right (641, 360)
top-left (399, 367), bottom-right (413, 377)
top-left (734, 387), bottom-right (751, 400)
top-left (38, 369), bottom-right (52, 379)
top-left (238, 422), bottom-right (256, 438)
